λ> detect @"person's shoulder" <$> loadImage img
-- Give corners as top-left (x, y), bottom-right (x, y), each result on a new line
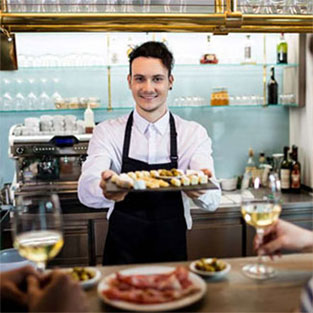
top-left (95, 113), bottom-right (129, 131)
top-left (172, 113), bottom-right (207, 134)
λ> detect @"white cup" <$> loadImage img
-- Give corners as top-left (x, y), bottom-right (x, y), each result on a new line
top-left (220, 177), bottom-right (238, 191)
top-left (53, 115), bottom-right (65, 131)
top-left (0, 248), bottom-right (34, 272)
top-left (24, 117), bottom-right (40, 129)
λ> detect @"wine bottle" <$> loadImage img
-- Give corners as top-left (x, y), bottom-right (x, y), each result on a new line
top-left (280, 146), bottom-right (291, 193)
top-left (290, 145), bottom-right (301, 193)
top-left (268, 66), bottom-right (278, 105)
top-left (245, 148), bottom-right (256, 174)
top-left (244, 35), bottom-right (252, 64)
top-left (258, 152), bottom-right (266, 168)
top-left (277, 33), bottom-right (288, 64)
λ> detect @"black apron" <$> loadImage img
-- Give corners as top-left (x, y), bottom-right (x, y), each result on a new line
top-left (102, 111), bottom-right (187, 265)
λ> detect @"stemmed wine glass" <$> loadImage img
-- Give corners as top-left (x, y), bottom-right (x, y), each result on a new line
top-left (241, 173), bottom-right (282, 280)
top-left (12, 194), bottom-right (64, 272)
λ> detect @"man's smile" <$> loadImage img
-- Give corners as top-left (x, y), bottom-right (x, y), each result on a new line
top-left (140, 94), bottom-right (158, 100)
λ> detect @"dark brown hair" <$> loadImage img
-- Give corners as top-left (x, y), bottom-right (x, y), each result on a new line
top-left (129, 41), bottom-right (174, 77)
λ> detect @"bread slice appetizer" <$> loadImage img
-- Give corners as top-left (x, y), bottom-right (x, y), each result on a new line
top-left (199, 175), bottom-right (208, 184)
top-left (188, 175), bottom-right (199, 185)
top-left (116, 174), bottom-right (134, 189)
top-left (170, 178), bottom-right (181, 187)
top-left (181, 176), bottom-right (191, 186)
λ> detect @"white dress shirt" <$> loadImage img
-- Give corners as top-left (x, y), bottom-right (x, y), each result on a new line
top-left (78, 109), bottom-right (221, 229)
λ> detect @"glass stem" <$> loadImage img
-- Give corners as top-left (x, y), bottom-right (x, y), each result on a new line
top-left (256, 228), bottom-right (265, 269)
top-left (36, 262), bottom-right (46, 273)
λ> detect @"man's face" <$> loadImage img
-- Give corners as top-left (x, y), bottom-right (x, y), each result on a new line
top-left (127, 57), bottom-right (173, 115)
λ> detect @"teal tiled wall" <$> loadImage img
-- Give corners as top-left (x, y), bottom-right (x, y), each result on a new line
top-left (0, 105), bottom-right (289, 185)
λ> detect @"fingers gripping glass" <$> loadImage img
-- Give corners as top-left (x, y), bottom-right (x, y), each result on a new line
top-left (241, 173), bottom-right (282, 280)
top-left (12, 194), bottom-right (64, 272)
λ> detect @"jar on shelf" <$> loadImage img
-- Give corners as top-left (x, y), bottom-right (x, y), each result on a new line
top-left (210, 88), bottom-right (229, 106)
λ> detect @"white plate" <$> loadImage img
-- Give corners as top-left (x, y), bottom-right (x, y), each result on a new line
top-left (97, 265), bottom-right (206, 312)
top-left (189, 259), bottom-right (231, 278)
top-left (58, 267), bottom-right (101, 289)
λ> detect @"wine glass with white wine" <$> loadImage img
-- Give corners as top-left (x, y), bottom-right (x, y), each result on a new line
top-left (241, 173), bottom-right (282, 280)
top-left (12, 194), bottom-right (64, 272)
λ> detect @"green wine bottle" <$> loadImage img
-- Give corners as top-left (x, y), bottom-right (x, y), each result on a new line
top-left (277, 33), bottom-right (288, 64)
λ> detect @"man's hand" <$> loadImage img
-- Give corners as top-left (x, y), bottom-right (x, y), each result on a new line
top-left (27, 271), bottom-right (88, 313)
top-left (0, 265), bottom-right (39, 308)
top-left (184, 168), bottom-right (212, 199)
top-left (99, 170), bottom-right (128, 202)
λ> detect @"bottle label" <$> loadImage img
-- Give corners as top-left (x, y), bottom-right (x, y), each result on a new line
top-left (291, 171), bottom-right (300, 189)
top-left (280, 169), bottom-right (290, 189)
top-left (245, 47), bottom-right (251, 59)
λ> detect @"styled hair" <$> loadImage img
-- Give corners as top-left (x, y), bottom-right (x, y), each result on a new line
top-left (128, 41), bottom-right (174, 77)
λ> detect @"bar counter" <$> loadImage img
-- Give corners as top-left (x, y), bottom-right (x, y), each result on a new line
top-left (86, 253), bottom-right (313, 312)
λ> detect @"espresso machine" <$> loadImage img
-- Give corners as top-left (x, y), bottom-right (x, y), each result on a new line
top-left (9, 124), bottom-right (92, 198)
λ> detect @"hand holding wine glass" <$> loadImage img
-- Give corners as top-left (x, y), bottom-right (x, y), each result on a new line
top-left (255, 219), bottom-right (313, 256)
top-left (12, 194), bottom-right (64, 272)
top-left (241, 173), bottom-right (282, 280)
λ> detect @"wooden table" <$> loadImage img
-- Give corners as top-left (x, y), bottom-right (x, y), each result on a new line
top-left (86, 253), bottom-right (313, 312)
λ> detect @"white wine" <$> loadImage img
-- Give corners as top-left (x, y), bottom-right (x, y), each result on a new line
top-left (241, 203), bottom-right (281, 228)
top-left (14, 230), bottom-right (64, 263)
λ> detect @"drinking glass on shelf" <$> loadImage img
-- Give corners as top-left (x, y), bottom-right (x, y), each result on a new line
top-left (3, 92), bottom-right (13, 111)
top-left (243, 0), bottom-right (262, 13)
top-left (285, 0), bottom-right (298, 14)
top-left (270, 0), bottom-right (285, 13)
top-left (26, 92), bottom-right (38, 110)
top-left (295, 0), bottom-right (309, 14)
top-left (14, 93), bottom-right (26, 111)
top-left (39, 92), bottom-right (52, 110)
top-left (12, 194), bottom-right (64, 272)
top-left (241, 173), bottom-right (282, 280)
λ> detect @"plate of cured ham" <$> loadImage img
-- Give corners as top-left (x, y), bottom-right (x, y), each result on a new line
top-left (97, 265), bottom-right (206, 312)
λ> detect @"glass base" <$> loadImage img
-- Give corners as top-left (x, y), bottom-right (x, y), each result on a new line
top-left (242, 263), bottom-right (276, 280)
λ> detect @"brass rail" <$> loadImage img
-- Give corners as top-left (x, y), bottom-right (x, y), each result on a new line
top-left (0, 12), bottom-right (312, 33)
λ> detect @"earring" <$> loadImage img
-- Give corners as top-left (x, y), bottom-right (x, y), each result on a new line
top-left (169, 87), bottom-right (172, 90)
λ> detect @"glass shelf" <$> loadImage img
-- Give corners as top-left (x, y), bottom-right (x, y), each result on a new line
top-left (16, 63), bottom-right (299, 70)
top-left (0, 103), bottom-right (297, 113)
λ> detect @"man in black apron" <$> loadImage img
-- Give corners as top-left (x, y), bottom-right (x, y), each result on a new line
top-left (97, 41), bottom-right (213, 265)
top-left (102, 111), bottom-right (187, 265)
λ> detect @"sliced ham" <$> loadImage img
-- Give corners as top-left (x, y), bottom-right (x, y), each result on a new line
top-left (102, 266), bottom-right (199, 305)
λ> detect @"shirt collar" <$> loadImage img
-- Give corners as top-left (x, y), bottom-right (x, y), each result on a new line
top-left (133, 109), bottom-right (169, 136)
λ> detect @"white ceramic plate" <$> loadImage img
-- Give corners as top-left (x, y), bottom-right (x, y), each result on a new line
top-left (189, 259), bottom-right (231, 278)
top-left (97, 266), bottom-right (206, 312)
top-left (58, 267), bottom-right (101, 289)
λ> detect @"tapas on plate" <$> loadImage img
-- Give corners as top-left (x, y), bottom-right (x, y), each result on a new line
top-left (189, 258), bottom-right (231, 278)
top-left (62, 267), bottom-right (101, 289)
top-left (97, 265), bottom-right (206, 312)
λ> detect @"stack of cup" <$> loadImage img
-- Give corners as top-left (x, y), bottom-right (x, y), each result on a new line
top-left (23, 117), bottom-right (40, 135)
top-left (64, 115), bottom-right (77, 134)
top-left (52, 115), bottom-right (65, 134)
top-left (40, 115), bottom-right (54, 134)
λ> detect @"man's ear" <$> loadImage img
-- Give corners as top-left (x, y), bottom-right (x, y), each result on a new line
top-left (127, 74), bottom-right (132, 89)
top-left (169, 75), bottom-right (174, 90)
